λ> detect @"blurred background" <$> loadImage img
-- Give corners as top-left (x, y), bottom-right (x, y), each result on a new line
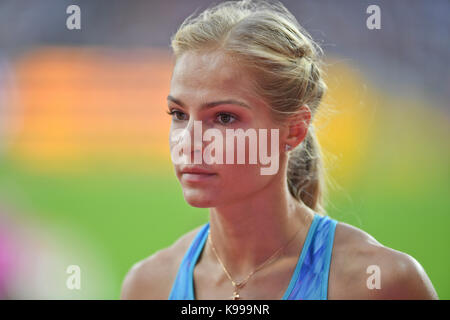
top-left (0, 0), bottom-right (448, 299)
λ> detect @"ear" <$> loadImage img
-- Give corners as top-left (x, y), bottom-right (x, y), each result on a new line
top-left (284, 105), bottom-right (311, 149)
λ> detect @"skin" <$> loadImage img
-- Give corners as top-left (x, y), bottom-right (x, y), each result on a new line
top-left (121, 50), bottom-right (439, 300)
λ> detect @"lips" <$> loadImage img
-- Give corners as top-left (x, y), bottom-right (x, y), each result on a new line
top-left (180, 166), bottom-right (217, 183)
top-left (180, 166), bottom-right (216, 175)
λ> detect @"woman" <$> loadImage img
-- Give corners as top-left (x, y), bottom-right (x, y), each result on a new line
top-left (121, 0), bottom-right (438, 300)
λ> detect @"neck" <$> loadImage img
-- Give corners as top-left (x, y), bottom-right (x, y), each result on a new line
top-left (206, 174), bottom-right (315, 280)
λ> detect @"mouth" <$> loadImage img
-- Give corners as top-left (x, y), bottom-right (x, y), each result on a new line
top-left (179, 167), bottom-right (217, 183)
top-left (181, 172), bottom-right (217, 182)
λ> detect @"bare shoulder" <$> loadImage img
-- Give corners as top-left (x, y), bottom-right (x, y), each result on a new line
top-left (328, 221), bottom-right (439, 300)
top-left (120, 225), bottom-right (204, 300)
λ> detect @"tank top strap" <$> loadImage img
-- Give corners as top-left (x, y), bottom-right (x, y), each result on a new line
top-left (168, 222), bottom-right (210, 300)
top-left (285, 214), bottom-right (338, 300)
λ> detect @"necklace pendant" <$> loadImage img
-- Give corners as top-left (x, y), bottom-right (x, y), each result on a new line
top-left (231, 291), bottom-right (240, 300)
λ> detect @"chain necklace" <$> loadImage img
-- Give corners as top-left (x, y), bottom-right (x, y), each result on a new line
top-left (207, 227), bottom-right (302, 300)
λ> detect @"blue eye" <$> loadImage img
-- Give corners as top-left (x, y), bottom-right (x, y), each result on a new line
top-left (166, 109), bottom-right (187, 121)
top-left (216, 112), bottom-right (237, 125)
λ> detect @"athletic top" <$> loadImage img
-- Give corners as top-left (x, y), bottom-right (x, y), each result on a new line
top-left (168, 213), bottom-right (338, 300)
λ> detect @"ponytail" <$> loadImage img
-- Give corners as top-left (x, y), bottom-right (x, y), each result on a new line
top-left (287, 126), bottom-right (327, 215)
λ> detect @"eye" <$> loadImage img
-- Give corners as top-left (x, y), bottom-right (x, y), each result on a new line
top-left (166, 109), bottom-right (188, 121)
top-left (216, 112), bottom-right (237, 125)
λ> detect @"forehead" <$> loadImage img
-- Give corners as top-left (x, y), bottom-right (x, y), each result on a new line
top-left (170, 51), bottom-right (260, 103)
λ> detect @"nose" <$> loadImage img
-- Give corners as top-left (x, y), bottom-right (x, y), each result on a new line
top-left (171, 119), bottom-right (204, 164)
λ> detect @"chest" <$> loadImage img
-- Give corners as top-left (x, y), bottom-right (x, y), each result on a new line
top-left (192, 256), bottom-right (300, 300)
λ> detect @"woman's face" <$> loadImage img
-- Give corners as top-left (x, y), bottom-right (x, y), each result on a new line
top-left (168, 50), bottom-right (286, 208)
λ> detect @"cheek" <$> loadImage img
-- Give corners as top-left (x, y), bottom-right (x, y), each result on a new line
top-left (216, 163), bottom-right (274, 203)
top-left (215, 130), bottom-right (280, 193)
top-left (217, 159), bottom-right (273, 190)
top-left (169, 125), bottom-right (187, 151)
top-left (168, 126), bottom-right (175, 149)
top-left (220, 127), bottom-right (280, 166)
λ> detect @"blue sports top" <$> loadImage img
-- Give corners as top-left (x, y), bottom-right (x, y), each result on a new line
top-left (168, 213), bottom-right (338, 300)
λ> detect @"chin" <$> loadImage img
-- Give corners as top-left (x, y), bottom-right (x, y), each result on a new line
top-left (182, 189), bottom-right (219, 208)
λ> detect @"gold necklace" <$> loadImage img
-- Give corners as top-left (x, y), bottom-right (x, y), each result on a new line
top-left (207, 227), bottom-right (302, 300)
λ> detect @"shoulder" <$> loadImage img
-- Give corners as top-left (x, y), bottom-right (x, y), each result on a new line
top-left (328, 221), bottom-right (438, 300)
top-left (120, 224), bottom-right (204, 300)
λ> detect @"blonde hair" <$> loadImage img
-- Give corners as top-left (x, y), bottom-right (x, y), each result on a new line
top-left (170, 0), bottom-right (329, 215)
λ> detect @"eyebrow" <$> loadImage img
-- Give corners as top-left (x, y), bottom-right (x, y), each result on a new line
top-left (167, 95), bottom-right (251, 110)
